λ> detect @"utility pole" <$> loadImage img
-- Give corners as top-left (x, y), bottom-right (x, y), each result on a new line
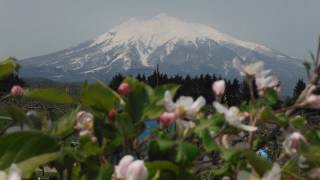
top-left (156, 64), bottom-right (159, 87)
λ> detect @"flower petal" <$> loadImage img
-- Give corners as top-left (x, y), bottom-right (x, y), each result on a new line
top-left (232, 58), bottom-right (246, 76)
top-left (125, 160), bottom-right (148, 180)
top-left (239, 124), bottom-right (258, 132)
top-left (176, 119), bottom-right (195, 129)
top-left (116, 155), bottom-right (135, 177)
top-left (186, 96), bottom-right (206, 118)
top-left (213, 102), bottom-right (228, 114)
top-left (8, 164), bottom-right (21, 180)
top-left (262, 163), bottom-right (281, 180)
top-left (164, 91), bottom-right (175, 112)
top-left (175, 96), bottom-right (194, 108)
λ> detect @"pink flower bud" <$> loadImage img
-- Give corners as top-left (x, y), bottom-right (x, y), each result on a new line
top-left (116, 155), bottom-right (135, 178)
top-left (10, 85), bottom-right (23, 97)
top-left (159, 112), bottom-right (176, 127)
top-left (212, 80), bottom-right (226, 96)
top-left (125, 160), bottom-right (148, 180)
top-left (304, 95), bottom-right (320, 109)
top-left (108, 109), bottom-right (118, 122)
top-left (117, 82), bottom-right (131, 95)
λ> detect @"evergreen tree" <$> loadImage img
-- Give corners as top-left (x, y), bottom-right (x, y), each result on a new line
top-left (292, 79), bottom-right (306, 101)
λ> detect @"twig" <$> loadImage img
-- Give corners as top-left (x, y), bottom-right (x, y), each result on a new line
top-left (286, 39), bottom-right (320, 116)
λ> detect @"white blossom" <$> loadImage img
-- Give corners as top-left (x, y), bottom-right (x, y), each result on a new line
top-left (303, 94), bottom-right (320, 109)
top-left (283, 132), bottom-right (307, 155)
top-left (262, 163), bottom-right (281, 180)
top-left (164, 91), bottom-right (206, 130)
top-left (255, 69), bottom-right (280, 96)
top-left (232, 58), bottom-right (264, 77)
top-left (75, 111), bottom-right (94, 138)
top-left (0, 164), bottom-right (22, 180)
top-left (213, 102), bottom-right (257, 132)
top-left (113, 155), bottom-right (148, 180)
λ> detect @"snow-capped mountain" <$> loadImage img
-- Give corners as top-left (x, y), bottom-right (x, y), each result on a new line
top-left (20, 14), bottom-right (305, 94)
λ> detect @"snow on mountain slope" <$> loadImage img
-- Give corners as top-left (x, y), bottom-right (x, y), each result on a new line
top-left (92, 14), bottom-right (272, 64)
top-left (19, 14), bottom-right (305, 95)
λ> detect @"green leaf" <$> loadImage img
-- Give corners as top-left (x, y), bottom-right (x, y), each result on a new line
top-left (211, 165), bottom-right (230, 177)
top-left (264, 88), bottom-right (278, 106)
top-left (259, 107), bottom-right (288, 126)
top-left (49, 108), bottom-right (79, 137)
top-left (0, 57), bottom-right (19, 79)
top-left (24, 88), bottom-right (73, 104)
top-left (194, 114), bottom-right (224, 136)
top-left (306, 130), bottom-right (320, 145)
top-left (222, 149), bottom-right (241, 162)
top-left (143, 84), bottom-right (180, 120)
top-left (0, 131), bottom-right (59, 170)
top-left (200, 129), bottom-right (219, 152)
top-left (95, 164), bottom-right (113, 180)
top-left (282, 156), bottom-right (306, 180)
top-left (153, 84), bottom-right (180, 104)
top-left (300, 145), bottom-right (320, 165)
top-left (290, 116), bottom-right (306, 129)
top-left (175, 142), bottom-right (199, 164)
top-left (275, 113), bottom-right (289, 126)
top-left (5, 105), bottom-right (27, 124)
top-left (148, 139), bottom-right (176, 161)
top-left (16, 152), bottom-right (60, 178)
top-left (143, 105), bottom-right (163, 119)
top-left (81, 81), bottom-right (121, 112)
top-left (78, 136), bottom-right (102, 158)
top-left (115, 113), bottom-right (135, 138)
top-left (124, 77), bottom-right (150, 122)
top-left (146, 161), bottom-right (179, 179)
top-left (242, 150), bottom-right (271, 177)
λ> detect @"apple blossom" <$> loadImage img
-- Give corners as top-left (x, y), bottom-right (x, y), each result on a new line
top-left (255, 70), bottom-right (280, 96)
top-left (232, 58), bottom-right (264, 77)
top-left (75, 111), bottom-right (94, 138)
top-left (164, 91), bottom-right (206, 130)
top-left (115, 155), bottom-right (135, 178)
top-left (282, 132), bottom-right (307, 155)
top-left (125, 160), bottom-right (148, 180)
top-left (0, 164), bottom-right (22, 180)
top-left (113, 155), bottom-right (148, 180)
top-left (213, 102), bottom-right (257, 132)
top-left (303, 94), bottom-right (320, 109)
top-left (309, 168), bottom-right (320, 180)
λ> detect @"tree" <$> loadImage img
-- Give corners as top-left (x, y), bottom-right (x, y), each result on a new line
top-left (292, 79), bottom-right (306, 101)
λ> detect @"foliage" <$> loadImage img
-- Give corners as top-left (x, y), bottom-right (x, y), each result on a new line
top-left (0, 56), bottom-right (320, 180)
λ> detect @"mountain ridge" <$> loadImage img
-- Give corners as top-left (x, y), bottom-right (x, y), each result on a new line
top-left (19, 14), bottom-right (305, 94)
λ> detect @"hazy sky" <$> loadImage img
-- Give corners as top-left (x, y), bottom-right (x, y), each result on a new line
top-left (0, 0), bottom-right (319, 60)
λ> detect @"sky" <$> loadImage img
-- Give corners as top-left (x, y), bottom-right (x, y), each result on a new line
top-left (0, 0), bottom-right (319, 60)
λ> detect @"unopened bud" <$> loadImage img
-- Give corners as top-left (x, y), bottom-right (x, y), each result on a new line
top-left (159, 112), bottom-right (176, 127)
top-left (212, 80), bottom-right (226, 96)
top-left (108, 109), bottom-right (118, 122)
top-left (117, 82), bottom-right (131, 95)
top-left (10, 85), bottom-right (23, 97)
